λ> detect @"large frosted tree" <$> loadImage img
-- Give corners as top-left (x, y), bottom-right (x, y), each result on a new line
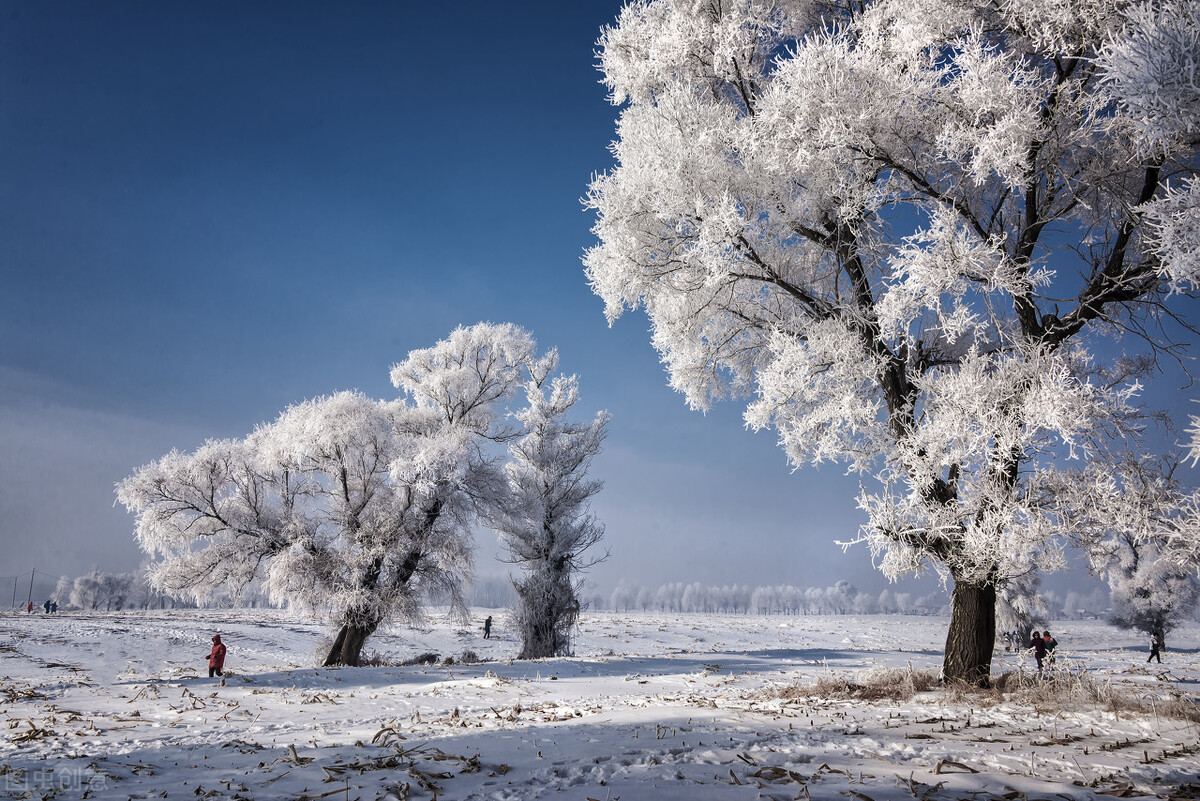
top-left (119, 323), bottom-right (547, 666)
top-left (494, 365), bottom-right (610, 659)
top-left (586, 0), bottom-right (1199, 683)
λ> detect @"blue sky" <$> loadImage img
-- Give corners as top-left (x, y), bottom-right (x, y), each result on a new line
top-left (1, 1), bottom-right (1194, 603)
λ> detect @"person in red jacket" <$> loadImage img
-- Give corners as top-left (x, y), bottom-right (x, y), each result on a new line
top-left (207, 634), bottom-right (226, 678)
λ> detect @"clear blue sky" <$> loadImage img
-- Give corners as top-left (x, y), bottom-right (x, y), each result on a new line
top-left (0, 1), bottom-right (1193, 603)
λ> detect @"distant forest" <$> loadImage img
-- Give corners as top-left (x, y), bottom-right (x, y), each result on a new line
top-left (19, 570), bottom-right (1123, 621)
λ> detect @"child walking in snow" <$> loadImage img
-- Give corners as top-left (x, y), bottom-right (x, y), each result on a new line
top-left (207, 634), bottom-right (226, 678)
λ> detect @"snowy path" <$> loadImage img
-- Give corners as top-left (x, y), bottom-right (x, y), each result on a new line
top-left (1, 610), bottom-right (1198, 799)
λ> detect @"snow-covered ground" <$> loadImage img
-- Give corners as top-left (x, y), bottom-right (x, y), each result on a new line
top-left (1, 609), bottom-right (1198, 800)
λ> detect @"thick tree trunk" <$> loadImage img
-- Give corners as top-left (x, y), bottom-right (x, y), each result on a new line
top-left (943, 579), bottom-right (996, 686)
top-left (518, 615), bottom-right (561, 660)
top-left (322, 550), bottom-right (403, 668)
top-left (515, 570), bottom-right (578, 660)
top-left (323, 619), bottom-right (380, 667)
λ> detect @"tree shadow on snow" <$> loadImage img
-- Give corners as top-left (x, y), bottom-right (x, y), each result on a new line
top-left (1082, 644), bottom-right (1200, 655)
top-left (117, 648), bottom-right (921, 692)
top-left (9, 708), bottom-right (1185, 801)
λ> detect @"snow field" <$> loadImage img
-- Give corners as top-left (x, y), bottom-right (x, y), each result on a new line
top-left (1, 609), bottom-right (1198, 800)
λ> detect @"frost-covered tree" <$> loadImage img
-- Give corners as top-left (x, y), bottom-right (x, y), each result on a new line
top-left (610, 580), bottom-right (637, 612)
top-left (750, 585), bottom-right (772, 613)
top-left (494, 367), bottom-right (609, 659)
top-left (68, 571), bottom-right (104, 611)
top-left (853, 591), bottom-right (880, 614)
top-left (1108, 545), bottom-right (1200, 649)
top-left (53, 575), bottom-right (71, 608)
top-left (66, 570), bottom-right (133, 610)
top-left (101, 573), bottom-right (135, 610)
top-left (586, 0), bottom-right (1200, 683)
top-left (119, 323), bottom-right (546, 666)
top-left (1046, 454), bottom-right (1200, 647)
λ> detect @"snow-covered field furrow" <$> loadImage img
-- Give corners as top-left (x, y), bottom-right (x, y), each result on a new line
top-left (1, 609), bottom-right (1197, 800)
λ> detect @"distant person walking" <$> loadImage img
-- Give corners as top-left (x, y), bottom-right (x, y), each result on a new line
top-left (207, 634), bottom-right (226, 678)
top-left (1148, 633), bottom-right (1162, 664)
top-left (1042, 630), bottom-right (1057, 669)
top-left (49, 601), bottom-right (56, 614)
top-left (483, 616), bottom-right (493, 640)
top-left (25, 601), bottom-right (32, 614)
top-left (1029, 630), bottom-right (1046, 673)
top-left (43, 600), bottom-right (50, 614)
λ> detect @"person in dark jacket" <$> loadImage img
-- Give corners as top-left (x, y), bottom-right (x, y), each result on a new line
top-left (483, 616), bottom-right (493, 639)
top-left (1029, 630), bottom-right (1046, 673)
top-left (207, 634), bottom-right (227, 678)
top-left (1042, 630), bottom-right (1057, 669)
top-left (1148, 633), bottom-right (1162, 664)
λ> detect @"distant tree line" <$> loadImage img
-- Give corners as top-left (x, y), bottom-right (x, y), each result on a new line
top-left (601, 580), bottom-right (1125, 620)
top-left (603, 580), bottom-right (952, 616)
top-left (461, 576), bottom-right (519, 609)
top-left (47, 570), bottom-right (199, 612)
top-left (47, 569), bottom-right (521, 613)
top-left (1043, 588), bottom-right (1114, 622)
top-left (43, 568), bottom-right (294, 612)
top-left (40, 570), bottom-right (1136, 627)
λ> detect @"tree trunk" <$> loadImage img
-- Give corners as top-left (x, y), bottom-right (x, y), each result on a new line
top-left (518, 615), bottom-right (558, 660)
top-left (322, 551), bottom-right (400, 668)
top-left (515, 572), bottom-right (578, 660)
top-left (323, 619), bottom-right (380, 667)
top-left (943, 578), bottom-right (996, 686)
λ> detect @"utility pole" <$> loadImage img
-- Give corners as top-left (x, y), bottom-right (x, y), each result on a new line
top-left (10, 575), bottom-right (16, 610)
top-left (26, 569), bottom-right (34, 608)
